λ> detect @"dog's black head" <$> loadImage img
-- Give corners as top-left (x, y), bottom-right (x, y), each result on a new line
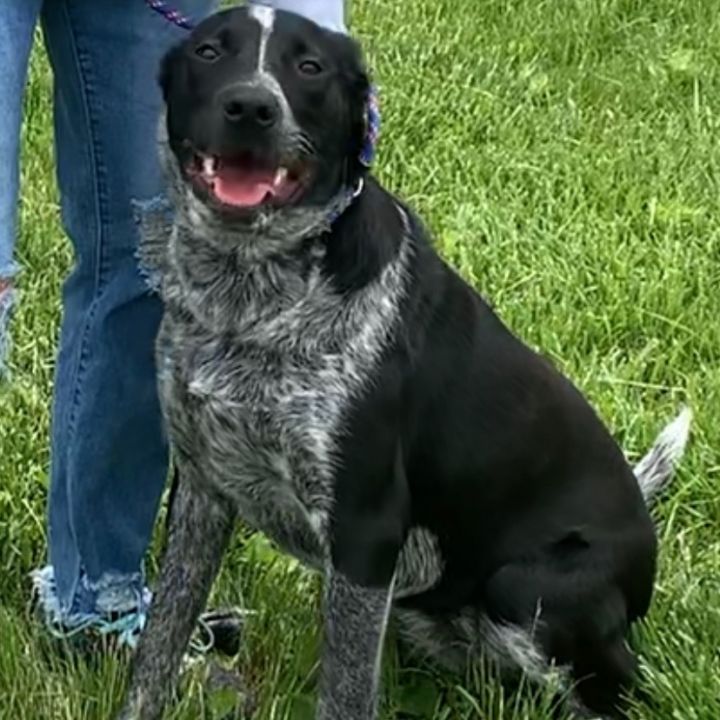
top-left (159, 5), bottom-right (370, 219)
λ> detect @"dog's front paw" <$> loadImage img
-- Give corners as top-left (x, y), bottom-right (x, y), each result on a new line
top-left (316, 699), bottom-right (376, 720)
top-left (115, 706), bottom-right (136, 720)
top-left (115, 693), bottom-right (160, 720)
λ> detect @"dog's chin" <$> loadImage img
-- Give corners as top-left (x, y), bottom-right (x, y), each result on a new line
top-left (183, 147), bottom-right (314, 220)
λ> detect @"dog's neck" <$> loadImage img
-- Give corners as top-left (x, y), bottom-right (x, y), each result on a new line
top-left (164, 207), bottom-right (328, 334)
top-left (163, 211), bottom-right (411, 359)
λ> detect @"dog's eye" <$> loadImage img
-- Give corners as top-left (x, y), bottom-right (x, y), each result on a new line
top-left (298, 59), bottom-right (323, 76)
top-left (195, 43), bottom-right (221, 62)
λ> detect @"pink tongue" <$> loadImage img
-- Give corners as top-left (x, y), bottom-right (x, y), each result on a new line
top-left (214, 168), bottom-right (275, 207)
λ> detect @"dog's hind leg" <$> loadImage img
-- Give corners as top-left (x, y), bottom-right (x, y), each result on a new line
top-left (571, 635), bottom-right (639, 719)
top-left (118, 473), bottom-right (235, 720)
top-left (483, 561), bottom-right (640, 719)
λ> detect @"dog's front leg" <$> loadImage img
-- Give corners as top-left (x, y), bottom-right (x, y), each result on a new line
top-left (317, 438), bottom-right (408, 720)
top-left (317, 566), bottom-right (396, 720)
top-left (118, 472), bottom-right (235, 720)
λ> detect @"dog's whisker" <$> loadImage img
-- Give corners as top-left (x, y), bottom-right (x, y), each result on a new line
top-left (286, 131), bottom-right (317, 160)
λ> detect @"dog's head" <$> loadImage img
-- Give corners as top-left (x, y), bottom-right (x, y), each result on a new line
top-left (159, 5), bottom-right (371, 239)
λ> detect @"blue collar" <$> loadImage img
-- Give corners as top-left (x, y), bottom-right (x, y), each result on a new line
top-left (327, 178), bottom-right (365, 225)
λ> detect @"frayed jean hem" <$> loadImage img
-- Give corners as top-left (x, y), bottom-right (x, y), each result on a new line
top-left (31, 565), bottom-right (151, 648)
top-left (0, 279), bottom-right (18, 380)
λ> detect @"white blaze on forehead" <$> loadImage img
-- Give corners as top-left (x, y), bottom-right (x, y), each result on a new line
top-left (245, 4), bottom-right (298, 132)
top-left (248, 4), bottom-right (276, 72)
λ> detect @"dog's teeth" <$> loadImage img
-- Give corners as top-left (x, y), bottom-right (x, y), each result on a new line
top-left (273, 167), bottom-right (288, 187)
top-left (203, 156), bottom-right (217, 176)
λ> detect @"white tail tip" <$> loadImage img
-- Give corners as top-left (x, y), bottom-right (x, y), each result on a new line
top-left (634, 406), bottom-right (692, 504)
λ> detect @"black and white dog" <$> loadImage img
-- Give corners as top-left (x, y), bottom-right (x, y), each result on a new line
top-left (119, 6), bottom-right (690, 719)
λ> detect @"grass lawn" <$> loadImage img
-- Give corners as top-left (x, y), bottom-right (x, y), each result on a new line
top-left (1, 0), bottom-right (719, 718)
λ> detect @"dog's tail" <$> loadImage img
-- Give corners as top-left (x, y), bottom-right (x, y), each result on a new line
top-left (633, 407), bottom-right (692, 506)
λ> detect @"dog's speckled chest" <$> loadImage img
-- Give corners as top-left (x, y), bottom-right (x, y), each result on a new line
top-left (156, 225), bottom-right (410, 567)
top-left (164, 327), bottom-right (358, 565)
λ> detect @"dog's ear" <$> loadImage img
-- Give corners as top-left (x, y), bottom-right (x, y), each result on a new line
top-left (331, 34), bottom-right (375, 175)
top-left (340, 35), bottom-right (372, 126)
top-left (158, 43), bottom-right (185, 103)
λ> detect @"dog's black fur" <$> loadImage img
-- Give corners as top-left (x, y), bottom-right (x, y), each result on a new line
top-left (119, 8), bottom-right (689, 720)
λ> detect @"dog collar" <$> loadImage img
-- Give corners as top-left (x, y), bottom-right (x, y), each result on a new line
top-left (326, 178), bottom-right (365, 225)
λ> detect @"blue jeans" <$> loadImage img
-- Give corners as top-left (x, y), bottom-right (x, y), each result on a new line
top-left (0, 0), bottom-right (214, 643)
top-left (0, 0), bottom-right (345, 644)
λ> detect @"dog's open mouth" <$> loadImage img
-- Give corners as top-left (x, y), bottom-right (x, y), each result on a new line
top-left (188, 150), bottom-right (306, 210)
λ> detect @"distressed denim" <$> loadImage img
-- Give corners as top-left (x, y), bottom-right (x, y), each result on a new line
top-left (0, 0), bottom-right (39, 378)
top-left (0, 0), bottom-right (216, 644)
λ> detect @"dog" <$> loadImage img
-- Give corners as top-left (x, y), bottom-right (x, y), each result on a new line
top-left (118, 6), bottom-right (691, 719)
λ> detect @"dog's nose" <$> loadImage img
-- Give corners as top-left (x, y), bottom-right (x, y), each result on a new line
top-left (220, 86), bottom-right (280, 129)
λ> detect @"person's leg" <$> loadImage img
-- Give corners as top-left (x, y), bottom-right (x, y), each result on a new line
top-left (253, 0), bottom-right (347, 32)
top-left (32, 0), bottom-right (215, 644)
top-left (0, 0), bottom-right (43, 378)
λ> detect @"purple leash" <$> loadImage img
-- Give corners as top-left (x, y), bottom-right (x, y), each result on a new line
top-left (144, 0), bottom-right (196, 30)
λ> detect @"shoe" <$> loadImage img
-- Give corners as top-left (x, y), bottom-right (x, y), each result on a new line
top-left (195, 607), bottom-right (253, 657)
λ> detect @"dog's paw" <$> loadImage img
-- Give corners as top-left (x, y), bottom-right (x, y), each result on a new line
top-left (114, 694), bottom-right (161, 720)
top-left (205, 661), bottom-right (257, 719)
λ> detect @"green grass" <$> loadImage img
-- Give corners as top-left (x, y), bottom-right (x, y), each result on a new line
top-left (1, 0), bottom-right (719, 717)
